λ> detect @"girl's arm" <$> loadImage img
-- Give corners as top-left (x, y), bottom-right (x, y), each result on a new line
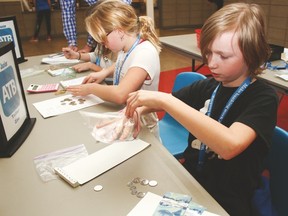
top-left (67, 66), bottom-right (148, 104)
top-left (62, 47), bottom-right (91, 61)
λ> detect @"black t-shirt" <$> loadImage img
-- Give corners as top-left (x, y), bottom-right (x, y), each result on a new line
top-left (172, 78), bottom-right (278, 216)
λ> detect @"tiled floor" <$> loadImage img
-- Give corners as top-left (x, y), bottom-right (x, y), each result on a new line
top-left (21, 28), bottom-right (195, 72)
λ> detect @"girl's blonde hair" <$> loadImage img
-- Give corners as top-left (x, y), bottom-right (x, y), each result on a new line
top-left (200, 3), bottom-right (271, 77)
top-left (85, 0), bottom-right (161, 53)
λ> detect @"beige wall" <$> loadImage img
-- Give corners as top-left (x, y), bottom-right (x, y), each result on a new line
top-left (225, 0), bottom-right (288, 48)
top-left (0, 0), bottom-right (20, 2)
top-left (0, 1), bottom-right (88, 39)
top-left (159, 0), bottom-right (288, 47)
top-left (2, 0), bottom-right (288, 47)
top-left (159, 0), bottom-right (217, 29)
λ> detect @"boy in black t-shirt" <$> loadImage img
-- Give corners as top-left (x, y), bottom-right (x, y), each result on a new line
top-left (125, 3), bottom-right (278, 216)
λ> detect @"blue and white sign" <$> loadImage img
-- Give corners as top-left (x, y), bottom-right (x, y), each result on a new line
top-left (0, 50), bottom-right (26, 140)
top-left (0, 17), bottom-right (23, 61)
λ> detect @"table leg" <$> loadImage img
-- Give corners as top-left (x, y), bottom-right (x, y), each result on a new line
top-left (192, 58), bottom-right (205, 72)
top-left (192, 59), bottom-right (195, 71)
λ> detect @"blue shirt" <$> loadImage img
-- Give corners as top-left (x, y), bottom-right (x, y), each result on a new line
top-left (36, 0), bottom-right (50, 11)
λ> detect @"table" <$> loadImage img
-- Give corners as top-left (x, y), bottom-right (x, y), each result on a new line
top-left (0, 55), bottom-right (228, 216)
top-left (257, 70), bottom-right (288, 95)
top-left (160, 34), bottom-right (288, 94)
top-left (160, 34), bottom-right (203, 72)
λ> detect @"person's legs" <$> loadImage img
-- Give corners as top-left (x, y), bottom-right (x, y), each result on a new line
top-left (60, 0), bottom-right (77, 50)
top-left (77, 0), bottom-right (97, 53)
top-left (43, 9), bottom-right (52, 41)
top-left (31, 11), bottom-right (44, 42)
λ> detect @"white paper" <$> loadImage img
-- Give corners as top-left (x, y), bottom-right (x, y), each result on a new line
top-left (54, 139), bottom-right (151, 187)
top-left (276, 74), bottom-right (288, 81)
top-left (33, 94), bottom-right (104, 118)
top-left (127, 192), bottom-right (162, 216)
top-left (34, 144), bottom-right (88, 182)
top-left (60, 76), bottom-right (86, 88)
top-left (281, 48), bottom-right (288, 62)
top-left (42, 56), bottom-right (80, 65)
top-left (127, 192), bottom-right (220, 216)
top-left (20, 68), bottom-right (45, 78)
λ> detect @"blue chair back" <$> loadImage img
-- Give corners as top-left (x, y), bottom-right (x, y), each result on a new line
top-left (159, 72), bottom-right (206, 158)
top-left (252, 126), bottom-right (288, 216)
top-left (269, 126), bottom-right (288, 216)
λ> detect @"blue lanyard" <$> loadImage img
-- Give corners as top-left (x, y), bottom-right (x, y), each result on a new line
top-left (197, 77), bottom-right (252, 169)
top-left (95, 56), bottom-right (101, 66)
top-left (95, 46), bottom-right (103, 66)
top-left (114, 35), bottom-right (141, 85)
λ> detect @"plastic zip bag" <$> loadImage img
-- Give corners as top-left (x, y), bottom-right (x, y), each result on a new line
top-left (80, 109), bottom-right (141, 144)
top-left (34, 144), bottom-right (88, 182)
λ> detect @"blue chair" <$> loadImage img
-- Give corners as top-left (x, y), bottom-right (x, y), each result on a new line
top-left (252, 126), bottom-right (288, 216)
top-left (269, 126), bottom-right (288, 216)
top-left (159, 72), bottom-right (206, 159)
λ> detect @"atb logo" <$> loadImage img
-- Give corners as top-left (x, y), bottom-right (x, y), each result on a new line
top-left (0, 65), bottom-right (20, 117)
top-left (0, 27), bottom-right (14, 43)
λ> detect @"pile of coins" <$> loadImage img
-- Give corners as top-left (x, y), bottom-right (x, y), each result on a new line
top-left (60, 97), bottom-right (86, 106)
top-left (127, 177), bottom-right (158, 198)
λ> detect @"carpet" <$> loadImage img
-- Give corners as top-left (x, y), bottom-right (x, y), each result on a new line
top-left (158, 66), bottom-right (288, 131)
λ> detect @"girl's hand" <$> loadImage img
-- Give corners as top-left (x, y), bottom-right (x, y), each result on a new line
top-left (72, 62), bottom-right (93, 73)
top-left (62, 47), bottom-right (78, 59)
top-left (66, 83), bottom-right (94, 96)
top-left (82, 71), bottom-right (107, 84)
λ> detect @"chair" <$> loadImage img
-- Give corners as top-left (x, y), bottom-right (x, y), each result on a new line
top-left (159, 72), bottom-right (206, 159)
top-left (269, 126), bottom-right (288, 216)
top-left (252, 126), bottom-right (288, 216)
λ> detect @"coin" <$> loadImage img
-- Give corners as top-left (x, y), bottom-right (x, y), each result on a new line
top-left (131, 189), bottom-right (137, 195)
top-left (127, 181), bottom-right (133, 187)
top-left (140, 179), bottom-right (149, 186)
top-left (129, 185), bottom-right (136, 190)
top-left (132, 177), bottom-right (141, 184)
top-left (148, 180), bottom-right (158, 187)
top-left (93, 185), bottom-right (103, 192)
top-left (136, 192), bottom-right (146, 198)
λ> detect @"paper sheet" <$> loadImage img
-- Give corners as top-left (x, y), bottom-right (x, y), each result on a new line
top-left (127, 192), bottom-right (162, 216)
top-left (33, 94), bottom-right (104, 118)
top-left (127, 192), bottom-right (221, 216)
top-left (42, 56), bottom-right (80, 65)
top-left (20, 68), bottom-right (45, 78)
top-left (60, 76), bottom-right (86, 88)
top-left (276, 74), bottom-right (288, 81)
top-left (54, 139), bottom-right (151, 187)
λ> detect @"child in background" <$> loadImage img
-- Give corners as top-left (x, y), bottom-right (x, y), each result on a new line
top-left (125, 3), bottom-right (278, 215)
top-left (30, 0), bottom-right (52, 42)
top-left (63, 45), bottom-right (116, 73)
top-left (65, 0), bottom-right (161, 105)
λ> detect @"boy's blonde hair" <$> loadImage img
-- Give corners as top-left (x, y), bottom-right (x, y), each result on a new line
top-left (200, 3), bottom-right (271, 77)
top-left (85, 0), bottom-right (161, 53)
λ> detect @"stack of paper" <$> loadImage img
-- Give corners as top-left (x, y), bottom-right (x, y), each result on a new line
top-left (276, 74), bottom-right (288, 81)
top-left (60, 76), bottom-right (86, 88)
top-left (54, 139), bottom-right (151, 187)
top-left (42, 55), bottom-right (80, 65)
top-left (33, 94), bottom-right (104, 118)
top-left (127, 192), bottom-right (220, 216)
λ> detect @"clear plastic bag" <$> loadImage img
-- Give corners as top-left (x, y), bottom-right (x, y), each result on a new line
top-left (33, 144), bottom-right (88, 182)
top-left (80, 109), bottom-right (141, 144)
